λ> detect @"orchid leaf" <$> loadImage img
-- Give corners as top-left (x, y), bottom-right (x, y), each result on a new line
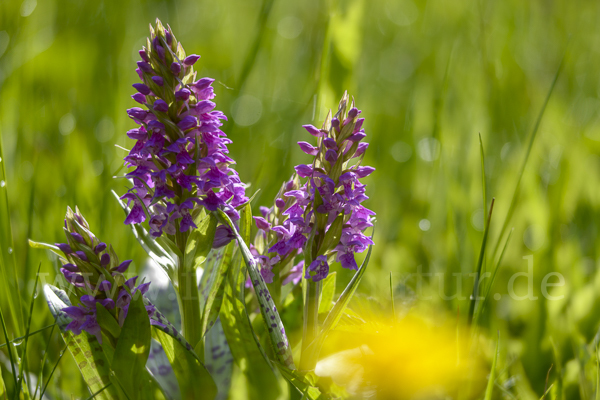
top-left (147, 339), bottom-right (180, 400)
top-left (111, 294), bottom-right (153, 400)
top-left (66, 331), bottom-right (119, 400)
top-left (153, 327), bottom-right (217, 400)
top-left (217, 207), bottom-right (295, 369)
top-left (274, 363), bottom-right (323, 400)
top-left (318, 272), bottom-right (336, 314)
top-left (43, 285), bottom-right (73, 330)
top-left (184, 208), bottom-right (218, 272)
top-left (204, 319), bottom-right (234, 400)
top-left (200, 245), bottom-right (233, 338)
top-left (28, 239), bottom-right (64, 258)
top-left (219, 206), bottom-right (280, 400)
top-left (44, 284), bottom-right (119, 399)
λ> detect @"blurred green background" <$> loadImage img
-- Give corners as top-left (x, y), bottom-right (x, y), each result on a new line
top-left (1, 0), bottom-right (600, 398)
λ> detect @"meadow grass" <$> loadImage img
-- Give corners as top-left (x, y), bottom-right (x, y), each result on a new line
top-left (1, 0), bottom-right (599, 398)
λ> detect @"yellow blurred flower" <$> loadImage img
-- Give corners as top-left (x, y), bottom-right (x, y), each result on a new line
top-left (315, 313), bottom-right (486, 399)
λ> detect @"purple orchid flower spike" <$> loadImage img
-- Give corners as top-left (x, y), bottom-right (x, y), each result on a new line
top-left (121, 20), bottom-right (247, 242)
top-left (54, 206), bottom-right (154, 343)
top-left (253, 92), bottom-right (374, 284)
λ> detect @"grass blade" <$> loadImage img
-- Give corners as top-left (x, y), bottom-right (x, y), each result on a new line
top-left (39, 344), bottom-right (67, 399)
top-left (0, 365), bottom-right (5, 399)
top-left (16, 262), bottom-right (42, 395)
top-left (85, 383), bottom-right (113, 400)
top-left (390, 272), bottom-right (395, 320)
top-left (479, 133), bottom-right (487, 216)
top-left (0, 323), bottom-right (56, 349)
top-left (32, 322), bottom-right (57, 399)
top-left (468, 198), bottom-right (495, 326)
top-left (477, 228), bottom-right (514, 321)
top-left (484, 333), bottom-right (499, 400)
top-left (0, 301), bottom-right (17, 389)
top-left (492, 49), bottom-right (567, 260)
top-left (0, 128), bottom-right (24, 335)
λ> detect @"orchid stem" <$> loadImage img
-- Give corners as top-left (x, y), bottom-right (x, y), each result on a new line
top-left (300, 279), bottom-right (321, 370)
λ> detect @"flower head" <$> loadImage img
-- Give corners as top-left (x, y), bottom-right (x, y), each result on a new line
top-left (253, 92), bottom-right (375, 282)
top-left (121, 19), bottom-right (247, 239)
top-left (56, 206), bottom-right (157, 342)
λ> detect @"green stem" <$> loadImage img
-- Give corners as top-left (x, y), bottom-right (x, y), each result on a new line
top-left (177, 267), bottom-right (202, 350)
top-left (300, 279), bottom-right (321, 370)
top-left (175, 228), bottom-right (202, 349)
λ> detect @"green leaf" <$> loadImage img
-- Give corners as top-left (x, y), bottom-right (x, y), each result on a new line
top-left (0, 366), bottom-right (6, 400)
top-left (200, 245), bottom-right (233, 338)
top-left (96, 303), bottom-right (122, 340)
top-left (184, 209), bottom-right (218, 272)
top-left (204, 319), bottom-right (233, 400)
top-left (273, 362), bottom-right (322, 400)
top-left (64, 331), bottom-right (119, 399)
top-left (468, 198), bottom-right (495, 326)
top-left (112, 190), bottom-right (176, 278)
top-left (492, 49), bottom-right (566, 260)
top-left (305, 244), bottom-right (373, 363)
top-left (146, 339), bottom-right (180, 400)
top-left (28, 239), bottom-right (64, 258)
top-left (219, 205), bottom-right (280, 400)
top-left (217, 208), bottom-right (295, 369)
top-left (153, 327), bottom-right (217, 400)
top-left (0, 133), bottom-right (24, 335)
top-left (318, 272), bottom-right (336, 314)
top-left (111, 294), bottom-right (152, 400)
top-left (43, 285), bottom-right (74, 331)
top-left (316, 213), bottom-right (343, 256)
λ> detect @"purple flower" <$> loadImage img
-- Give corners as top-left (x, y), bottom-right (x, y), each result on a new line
top-left (298, 141), bottom-right (319, 156)
top-left (132, 83), bottom-right (151, 95)
top-left (302, 125), bottom-right (324, 137)
top-left (253, 216), bottom-right (271, 231)
top-left (56, 243), bottom-right (72, 254)
top-left (184, 54), bottom-right (201, 66)
top-left (283, 261), bottom-right (304, 285)
top-left (170, 62), bottom-right (181, 75)
top-left (152, 76), bottom-right (164, 86)
top-left (212, 225), bottom-right (235, 248)
top-left (153, 99), bottom-right (169, 112)
top-left (305, 256), bottom-right (329, 282)
top-left (253, 94), bottom-right (374, 282)
top-left (120, 21), bottom-right (248, 242)
top-left (54, 207), bottom-right (155, 343)
top-left (132, 93), bottom-right (146, 104)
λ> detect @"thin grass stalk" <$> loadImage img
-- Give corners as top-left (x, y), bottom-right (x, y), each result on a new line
top-left (492, 48), bottom-right (567, 260)
top-left (39, 345), bottom-right (67, 399)
top-left (0, 324), bottom-right (55, 349)
top-left (0, 128), bottom-right (24, 335)
top-left (0, 303), bottom-right (17, 390)
top-left (468, 198), bottom-right (495, 326)
top-left (32, 323), bottom-right (56, 400)
top-left (389, 272), bottom-right (395, 320)
top-left (16, 263), bottom-right (42, 396)
top-left (84, 383), bottom-right (113, 400)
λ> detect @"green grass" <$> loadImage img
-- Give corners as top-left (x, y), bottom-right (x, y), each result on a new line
top-left (1, 0), bottom-right (600, 398)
